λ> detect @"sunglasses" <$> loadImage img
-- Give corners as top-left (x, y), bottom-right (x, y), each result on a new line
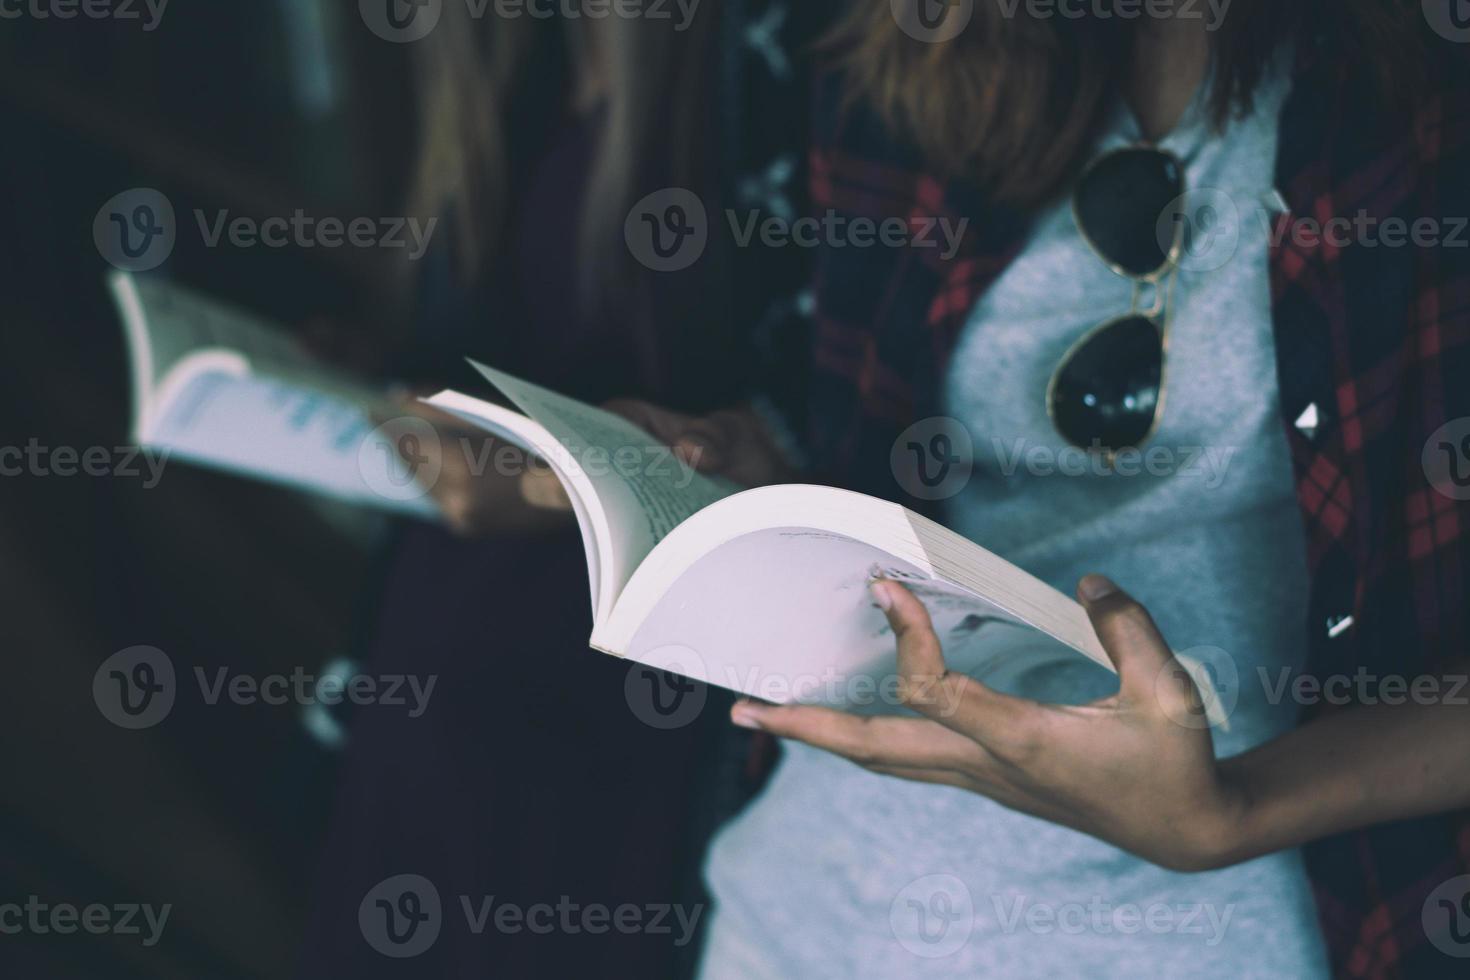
top-left (1047, 145), bottom-right (1187, 456)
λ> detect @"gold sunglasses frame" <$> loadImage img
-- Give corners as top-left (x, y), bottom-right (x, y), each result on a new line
top-left (1046, 143), bottom-right (1187, 458)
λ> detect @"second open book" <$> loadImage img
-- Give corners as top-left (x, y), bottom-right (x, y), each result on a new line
top-left (431, 363), bottom-right (1157, 715)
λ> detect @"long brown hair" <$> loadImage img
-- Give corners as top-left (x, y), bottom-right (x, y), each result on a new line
top-left (831, 0), bottom-right (1434, 208)
top-left (406, 3), bottom-right (716, 304)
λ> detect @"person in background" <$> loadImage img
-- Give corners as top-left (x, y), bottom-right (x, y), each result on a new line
top-left (298, 2), bottom-right (833, 977)
top-left (601, 1), bottom-right (1470, 977)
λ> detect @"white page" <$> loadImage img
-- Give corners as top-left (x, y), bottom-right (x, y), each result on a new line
top-left (146, 370), bottom-right (439, 517)
top-left (468, 361), bottom-right (736, 597)
top-left (622, 527), bottom-right (1100, 714)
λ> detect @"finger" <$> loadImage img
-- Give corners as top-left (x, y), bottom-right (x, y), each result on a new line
top-left (672, 413), bottom-right (744, 472)
top-left (865, 765), bottom-right (980, 792)
top-left (730, 700), bottom-right (987, 771)
top-left (1076, 575), bottom-right (1180, 704)
top-left (872, 580), bottom-right (1033, 745)
top-left (520, 467), bottom-right (572, 511)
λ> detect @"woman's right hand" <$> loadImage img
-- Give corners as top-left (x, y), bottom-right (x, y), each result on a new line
top-left (381, 395), bottom-right (573, 537)
top-left (603, 401), bottom-right (798, 489)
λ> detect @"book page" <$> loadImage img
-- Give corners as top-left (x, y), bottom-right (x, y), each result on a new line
top-left (112, 272), bottom-right (313, 392)
top-left (146, 370), bottom-right (438, 518)
top-left (618, 527), bottom-right (1099, 714)
top-left (468, 361), bottom-right (736, 598)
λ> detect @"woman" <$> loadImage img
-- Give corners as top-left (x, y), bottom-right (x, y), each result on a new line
top-left (300, 3), bottom-right (830, 977)
top-left (621, 1), bottom-right (1470, 976)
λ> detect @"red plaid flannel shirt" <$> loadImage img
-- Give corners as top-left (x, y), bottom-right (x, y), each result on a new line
top-left (797, 34), bottom-right (1470, 979)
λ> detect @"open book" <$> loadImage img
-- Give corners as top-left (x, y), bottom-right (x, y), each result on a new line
top-left (427, 364), bottom-right (1210, 718)
top-left (112, 272), bottom-right (1223, 719)
top-left (111, 271), bottom-right (438, 516)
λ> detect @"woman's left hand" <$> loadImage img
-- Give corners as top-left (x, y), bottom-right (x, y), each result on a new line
top-left (729, 575), bottom-right (1248, 872)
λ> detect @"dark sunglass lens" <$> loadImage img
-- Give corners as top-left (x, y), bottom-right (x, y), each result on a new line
top-left (1075, 148), bottom-right (1183, 278)
top-left (1050, 315), bottom-right (1163, 452)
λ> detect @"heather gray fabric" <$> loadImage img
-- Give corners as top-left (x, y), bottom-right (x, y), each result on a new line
top-left (698, 56), bottom-right (1329, 979)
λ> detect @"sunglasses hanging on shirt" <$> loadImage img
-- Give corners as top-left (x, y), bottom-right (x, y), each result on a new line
top-left (1048, 145), bottom-right (1188, 456)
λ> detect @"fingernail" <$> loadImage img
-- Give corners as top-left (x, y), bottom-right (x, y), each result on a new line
top-left (731, 702), bottom-right (764, 730)
top-left (869, 580), bottom-right (894, 611)
top-left (1079, 575), bottom-right (1119, 601)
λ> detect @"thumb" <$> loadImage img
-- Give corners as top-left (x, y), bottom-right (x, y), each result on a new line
top-left (1076, 575), bottom-right (1183, 705)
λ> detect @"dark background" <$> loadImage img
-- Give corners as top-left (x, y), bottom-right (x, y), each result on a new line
top-left (2, 6), bottom-right (427, 976)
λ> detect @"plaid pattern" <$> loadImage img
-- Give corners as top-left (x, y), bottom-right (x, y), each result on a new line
top-left (799, 37), bottom-right (1470, 979)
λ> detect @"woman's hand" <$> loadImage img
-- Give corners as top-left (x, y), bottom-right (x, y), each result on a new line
top-left (728, 576), bottom-right (1248, 872)
top-left (381, 396), bottom-right (572, 537)
top-left (603, 401), bottom-right (798, 489)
